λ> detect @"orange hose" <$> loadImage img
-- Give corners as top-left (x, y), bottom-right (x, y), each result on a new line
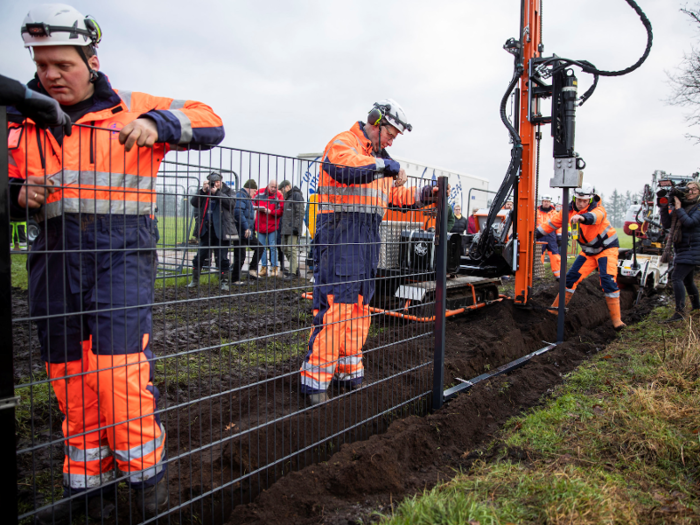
top-left (300, 292), bottom-right (503, 322)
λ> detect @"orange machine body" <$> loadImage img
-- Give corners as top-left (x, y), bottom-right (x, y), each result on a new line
top-left (513, 0), bottom-right (542, 305)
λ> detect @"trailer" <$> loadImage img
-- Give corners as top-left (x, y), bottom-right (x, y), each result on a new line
top-left (296, 153), bottom-right (491, 213)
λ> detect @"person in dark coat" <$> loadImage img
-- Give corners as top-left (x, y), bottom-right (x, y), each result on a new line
top-left (279, 180), bottom-right (305, 279)
top-left (660, 181), bottom-right (700, 322)
top-left (451, 204), bottom-right (468, 254)
top-left (232, 179), bottom-right (264, 283)
top-left (276, 181), bottom-right (291, 274)
top-left (188, 172), bottom-right (238, 291)
top-left (450, 205), bottom-right (468, 234)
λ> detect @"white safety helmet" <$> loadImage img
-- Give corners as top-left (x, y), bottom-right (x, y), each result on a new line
top-left (541, 194), bottom-right (553, 202)
top-left (573, 182), bottom-right (595, 199)
top-left (21, 4), bottom-right (102, 48)
top-left (368, 98), bottom-right (413, 134)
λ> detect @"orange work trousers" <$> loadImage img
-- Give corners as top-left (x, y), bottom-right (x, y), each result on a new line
top-left (541, 250), bottom-right (562, 278)
top-left (565, 248), bottom-right (620, 298)
top-left (300, 294), bottom-right (371, 393)
top-left (47, 340), bottom-right (166, 491)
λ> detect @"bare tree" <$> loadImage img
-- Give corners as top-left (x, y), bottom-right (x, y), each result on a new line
top-left (668, 5), bottom-right (700, 142)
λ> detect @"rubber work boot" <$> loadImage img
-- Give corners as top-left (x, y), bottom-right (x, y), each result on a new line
top-left (690, 295), bottom-right (700, 311)
top-left (605, 296), bottom-right (627, 331)
top-left (135, 478), bottom-right (169, 517)
top-left (331, 379), bottom-right (362, 393)
top-left (187, 267), bottom-right (200, 288)
top-left (306, 392), bottom-right (329, 406)
top-left (35, 491), bottom-right (116, 525)
top-left (661, 311), bottom-right (686, 324)
top-left (548, 291), bottom-right (573, 315)
top-left (258, 266), bottom-right (268, 278)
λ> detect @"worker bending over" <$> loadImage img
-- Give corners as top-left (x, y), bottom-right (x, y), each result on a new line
top-left (536, 183), bottom-right (626, 331)
top-left (300, 99), bottom-right (438, 405)
top-left (536, 194), bottom-right (561, 280)
top-left (8, 5), bottom-right (224, 522)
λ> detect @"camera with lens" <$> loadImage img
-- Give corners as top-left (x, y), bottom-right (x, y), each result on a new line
top-left (656, 180), bottom-right (691, 207)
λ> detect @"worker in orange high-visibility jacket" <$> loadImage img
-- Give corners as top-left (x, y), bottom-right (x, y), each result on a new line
top-left (536, 183), bottom-right (626, 331)
top-left (8, 5), bottom-right (224, 523)
top-left (300, 99), bottom-right (438, 405)
top-left (536, 194), bottom-right (561, 279)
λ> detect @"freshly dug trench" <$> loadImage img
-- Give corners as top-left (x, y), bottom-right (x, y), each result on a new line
top-left (225, 277), bottom-right (655, 525)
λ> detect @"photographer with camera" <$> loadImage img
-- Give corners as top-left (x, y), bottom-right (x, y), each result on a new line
top-left (659, 181), bottom-right (700, 322)
top-left (188, 172), bottom-right (238, 291)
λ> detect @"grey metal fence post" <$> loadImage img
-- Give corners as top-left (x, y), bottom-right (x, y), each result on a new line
top-left (0, 106), bottom-right (19, 522)
top-left (557, 187), bottom-right (570, 343)
top-left (432, 176), bottom-right (448, 411)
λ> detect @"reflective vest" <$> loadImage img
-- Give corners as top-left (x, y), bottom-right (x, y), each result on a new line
top-left (536, 205), bottom-right (557, 230)
top-left (306, 192), bottom-right (320, 238)
top-left (537, 196), bottom-right (619, 255)
top-left (317, 122), bottom-right (420, 217)
top-left (8, 73), bottom-right (224, 219)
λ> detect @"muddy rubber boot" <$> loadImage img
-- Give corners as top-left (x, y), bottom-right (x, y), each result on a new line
top-left (306, 392), bottom-right (329, 406)
top-left (690, 295), bottom-right (700, 311)
top-left (605, 296), bottom-right (626, 331)
top-left (331, 379), bottom-right (362, 394)
top-left (35, 496), bottom-right (84, 525)
top-left (35, 491), bottom-right (116, 525)
top-left (187, 268), bottom-right (200, 288)
top-left (548, 291), bottom-right (573, 315)
top-left (135, 478), bottom-right (169, 517)
top-left (661, 311), bottom-right (686, 324)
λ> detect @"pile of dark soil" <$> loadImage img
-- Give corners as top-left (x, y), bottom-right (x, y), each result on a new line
top-left (11, 273), bottom-right (657, 524)
top-left (225, 277), bottom-right (657, 525)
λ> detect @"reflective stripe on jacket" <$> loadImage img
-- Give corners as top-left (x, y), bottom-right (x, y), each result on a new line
top-left (8, 72), bottom-right (224, 219)
top-left (537, 195), bottom-right (619, 255)
top-left (537, 205), bottom-right (558, 243)
top-left (536, 205), bottom-right (557, 229)
top-left (317, 121), bottom-right (424, 216)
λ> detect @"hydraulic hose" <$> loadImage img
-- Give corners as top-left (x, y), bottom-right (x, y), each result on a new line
top-left (471, 0), bottom-right (653, 264)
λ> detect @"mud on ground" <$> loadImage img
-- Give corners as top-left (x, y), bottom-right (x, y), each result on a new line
top-left (13, 275), bottom-right (435, 523)
top-left (11, 274), bottom-right (656, 524)
top-left (225, 277), bottom-right (658, 525)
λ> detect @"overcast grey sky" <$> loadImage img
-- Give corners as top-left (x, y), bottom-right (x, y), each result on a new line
top-left (1, 0), bottom-right (698, 198)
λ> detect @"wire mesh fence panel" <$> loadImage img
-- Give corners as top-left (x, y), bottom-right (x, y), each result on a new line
top-left (534, 243), bottom-right (546, 279)
top-left (8, 122), bottom-right (453, 524)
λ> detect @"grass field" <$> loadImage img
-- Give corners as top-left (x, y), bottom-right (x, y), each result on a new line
top-left (382, 301), bottom-right (700, 524)
top-left (8, 228), bottom-right (641, 291)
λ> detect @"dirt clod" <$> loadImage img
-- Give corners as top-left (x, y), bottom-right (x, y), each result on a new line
top-left (225, 277), bottom-right (656, 525)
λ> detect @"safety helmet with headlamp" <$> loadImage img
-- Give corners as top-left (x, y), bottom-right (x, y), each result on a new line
top-left (573, 182), bottom-right (595, 200)
top-left (367, 98), bottom-right (412, 134)
top-left (22, 4), bottom-right (102, 48)
top-left (21, 4), bottom-right (102, 82)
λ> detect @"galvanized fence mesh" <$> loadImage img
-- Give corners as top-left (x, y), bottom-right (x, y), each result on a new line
top-left (4, 119), bottom-right (460, 524)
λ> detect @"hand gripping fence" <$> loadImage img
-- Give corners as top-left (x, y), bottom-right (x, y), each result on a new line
top-left (2, 119), bottom-right (566, 523)
top-left (4, 121), bottom-right (460, 524)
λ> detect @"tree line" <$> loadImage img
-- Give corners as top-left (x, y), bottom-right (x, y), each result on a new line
top-left (598, 190), bottom-right (639, 228)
